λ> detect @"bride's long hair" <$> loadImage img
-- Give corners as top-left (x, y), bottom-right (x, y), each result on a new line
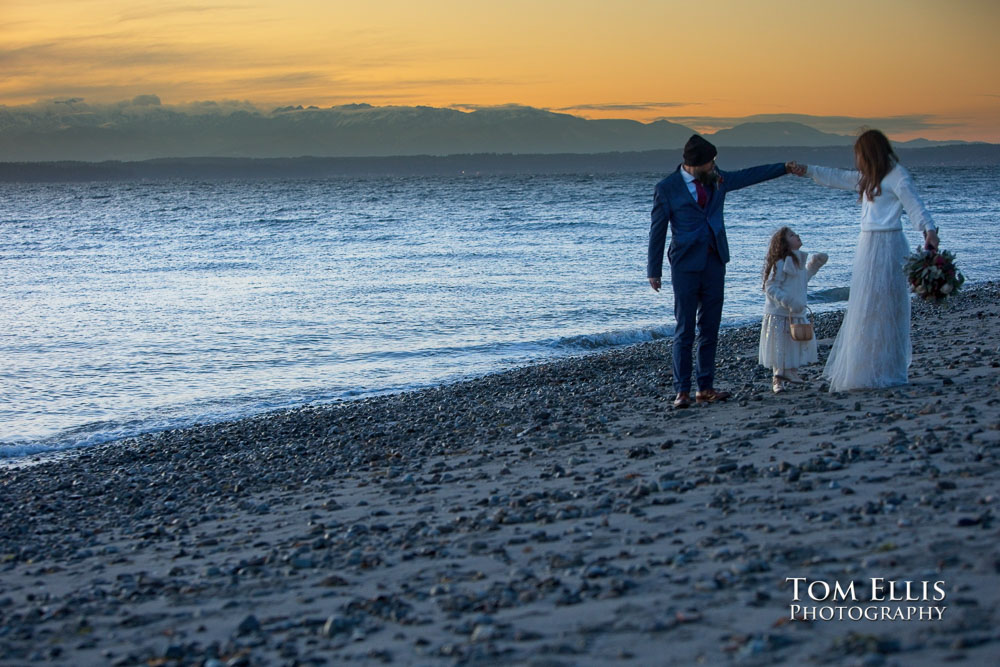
top-left (855, 129), bottom-right (898, 203)
top-left (762, 226), bottom-right (799, 290)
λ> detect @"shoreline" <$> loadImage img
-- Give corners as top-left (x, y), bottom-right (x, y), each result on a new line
top-left (0, 296), bottom-right (852, 466)
top-left (2, 263), bottom-right (895, 467)
top-left (1, 283), bottom-right (998, 665)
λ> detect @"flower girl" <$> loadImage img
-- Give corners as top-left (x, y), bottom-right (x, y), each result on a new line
top-left (759, 227), bottom-right (828, 393)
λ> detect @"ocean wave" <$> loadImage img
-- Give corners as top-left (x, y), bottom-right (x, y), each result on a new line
top-left (810, 287), bottom-right (850, 303)
top-left (0, 417), bottom-right (171, 462)
top-left (552, 325), bottom-right (675, 350)
top-left (0, 441), bottom-right (91, 463)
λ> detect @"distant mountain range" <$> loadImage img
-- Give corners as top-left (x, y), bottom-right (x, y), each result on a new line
top-left (0, 102), bottom-right (981, 162)
top-left (709, 121), bottom-right (968, 148)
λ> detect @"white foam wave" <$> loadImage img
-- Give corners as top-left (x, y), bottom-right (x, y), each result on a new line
top-left (553, 325), bottom-right (675, 350)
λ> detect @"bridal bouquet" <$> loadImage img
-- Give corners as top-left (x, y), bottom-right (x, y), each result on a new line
top-left (904, 247), bottom-right (964, 303)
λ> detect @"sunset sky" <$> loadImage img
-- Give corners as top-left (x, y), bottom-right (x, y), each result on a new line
top-left (4, 0), bottom-right (999, 141)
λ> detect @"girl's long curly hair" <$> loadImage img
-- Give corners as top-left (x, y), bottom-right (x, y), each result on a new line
top-left (762, 226), bottom-right (799, 290)
top-left (855, 128), bottom-right (898, 203)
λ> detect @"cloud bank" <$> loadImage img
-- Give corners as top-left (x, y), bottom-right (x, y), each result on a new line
top-left (553, 102), bottom-right (692, 113)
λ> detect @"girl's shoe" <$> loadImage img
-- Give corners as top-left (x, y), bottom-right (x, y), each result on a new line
top-left (782, 369), bottom-right (805, 383)
top-left (772, 377), bottom-right (787, 393)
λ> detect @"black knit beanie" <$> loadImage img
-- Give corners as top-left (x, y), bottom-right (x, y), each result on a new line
top-left (683, 135), bottom-right (717, 166)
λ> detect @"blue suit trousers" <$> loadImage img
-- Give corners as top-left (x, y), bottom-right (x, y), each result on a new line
top-left (670, 248), bottom-right (726, 394)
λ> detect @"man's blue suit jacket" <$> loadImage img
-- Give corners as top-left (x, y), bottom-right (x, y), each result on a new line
top-left (647, 163), bottom-right (787, 277)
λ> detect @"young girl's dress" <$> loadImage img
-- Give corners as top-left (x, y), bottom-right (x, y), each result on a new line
top-left (759, 250), bottom-right (826, 371)
top-left (805, 164), bottom-right (936, 391)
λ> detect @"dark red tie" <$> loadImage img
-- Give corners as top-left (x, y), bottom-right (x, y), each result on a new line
top-left (694, 180), bottom-right (708, 207)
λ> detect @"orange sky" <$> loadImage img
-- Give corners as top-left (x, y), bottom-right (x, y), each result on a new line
top-left (4, 0), bottom-right (999, 141)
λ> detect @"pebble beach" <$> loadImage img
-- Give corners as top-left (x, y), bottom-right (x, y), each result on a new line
top-left (1, 283), bottom-right (998, 666)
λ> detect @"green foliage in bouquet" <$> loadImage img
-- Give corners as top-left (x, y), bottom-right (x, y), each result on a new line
top-left (904, 247), bottom-right (964, 303)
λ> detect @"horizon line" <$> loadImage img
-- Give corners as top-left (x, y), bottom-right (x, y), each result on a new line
top-left (3, 143), bottom-right (998, 167)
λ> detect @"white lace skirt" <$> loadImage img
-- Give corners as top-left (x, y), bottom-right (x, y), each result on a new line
top-left (759, 314), bottom-right (818, 370)
top-left (824, 229), bottom-right (911, 392)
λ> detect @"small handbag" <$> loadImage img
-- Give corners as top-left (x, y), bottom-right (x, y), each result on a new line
top-left (789, 307), bottom-right (814, 342)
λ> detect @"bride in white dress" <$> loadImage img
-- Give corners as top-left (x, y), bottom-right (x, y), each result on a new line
top-left (798, 129), bottom-right (940, 392)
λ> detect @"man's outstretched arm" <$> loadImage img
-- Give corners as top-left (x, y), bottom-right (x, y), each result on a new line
top-left (722, 162), bottom-right (801, 191)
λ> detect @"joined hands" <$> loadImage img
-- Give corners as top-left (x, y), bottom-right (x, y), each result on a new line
top-left (785, 161), bottom-right (807, 177)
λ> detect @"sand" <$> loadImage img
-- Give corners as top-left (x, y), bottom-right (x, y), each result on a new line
top-left (1, 283), bottom-right (998, 666)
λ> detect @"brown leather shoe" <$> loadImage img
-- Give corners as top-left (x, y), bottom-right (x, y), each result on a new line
top-left (695, 388), bottom-right (731, 404)
top-left (673, 392), bottom-right (692, 409)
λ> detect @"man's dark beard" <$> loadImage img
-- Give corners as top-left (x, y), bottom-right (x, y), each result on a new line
top-left (696, 168), bottom-right (720, 187)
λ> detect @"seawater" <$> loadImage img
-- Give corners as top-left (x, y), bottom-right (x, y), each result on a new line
top-left (2, 167), bottom-right (997, 457)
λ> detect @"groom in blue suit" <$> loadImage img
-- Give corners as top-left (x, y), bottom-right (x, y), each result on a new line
top-left (648, 135), bottom-right (796, 408)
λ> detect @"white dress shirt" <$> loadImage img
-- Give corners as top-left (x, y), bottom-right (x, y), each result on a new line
top-left (805, 163), bottom-right (936, 232)
top-left (680, 166), bottom-right (702, 204)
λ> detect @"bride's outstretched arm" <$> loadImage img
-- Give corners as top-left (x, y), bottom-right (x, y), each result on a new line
top-left (805, 165), bottom-right (859, 191)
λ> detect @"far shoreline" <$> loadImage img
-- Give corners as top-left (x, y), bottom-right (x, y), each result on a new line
top-left (2, 144), bottom-right (999, 182)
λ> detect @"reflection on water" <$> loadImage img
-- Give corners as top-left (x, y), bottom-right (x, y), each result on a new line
top-left (1, 167), bottom-right (996, 455)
